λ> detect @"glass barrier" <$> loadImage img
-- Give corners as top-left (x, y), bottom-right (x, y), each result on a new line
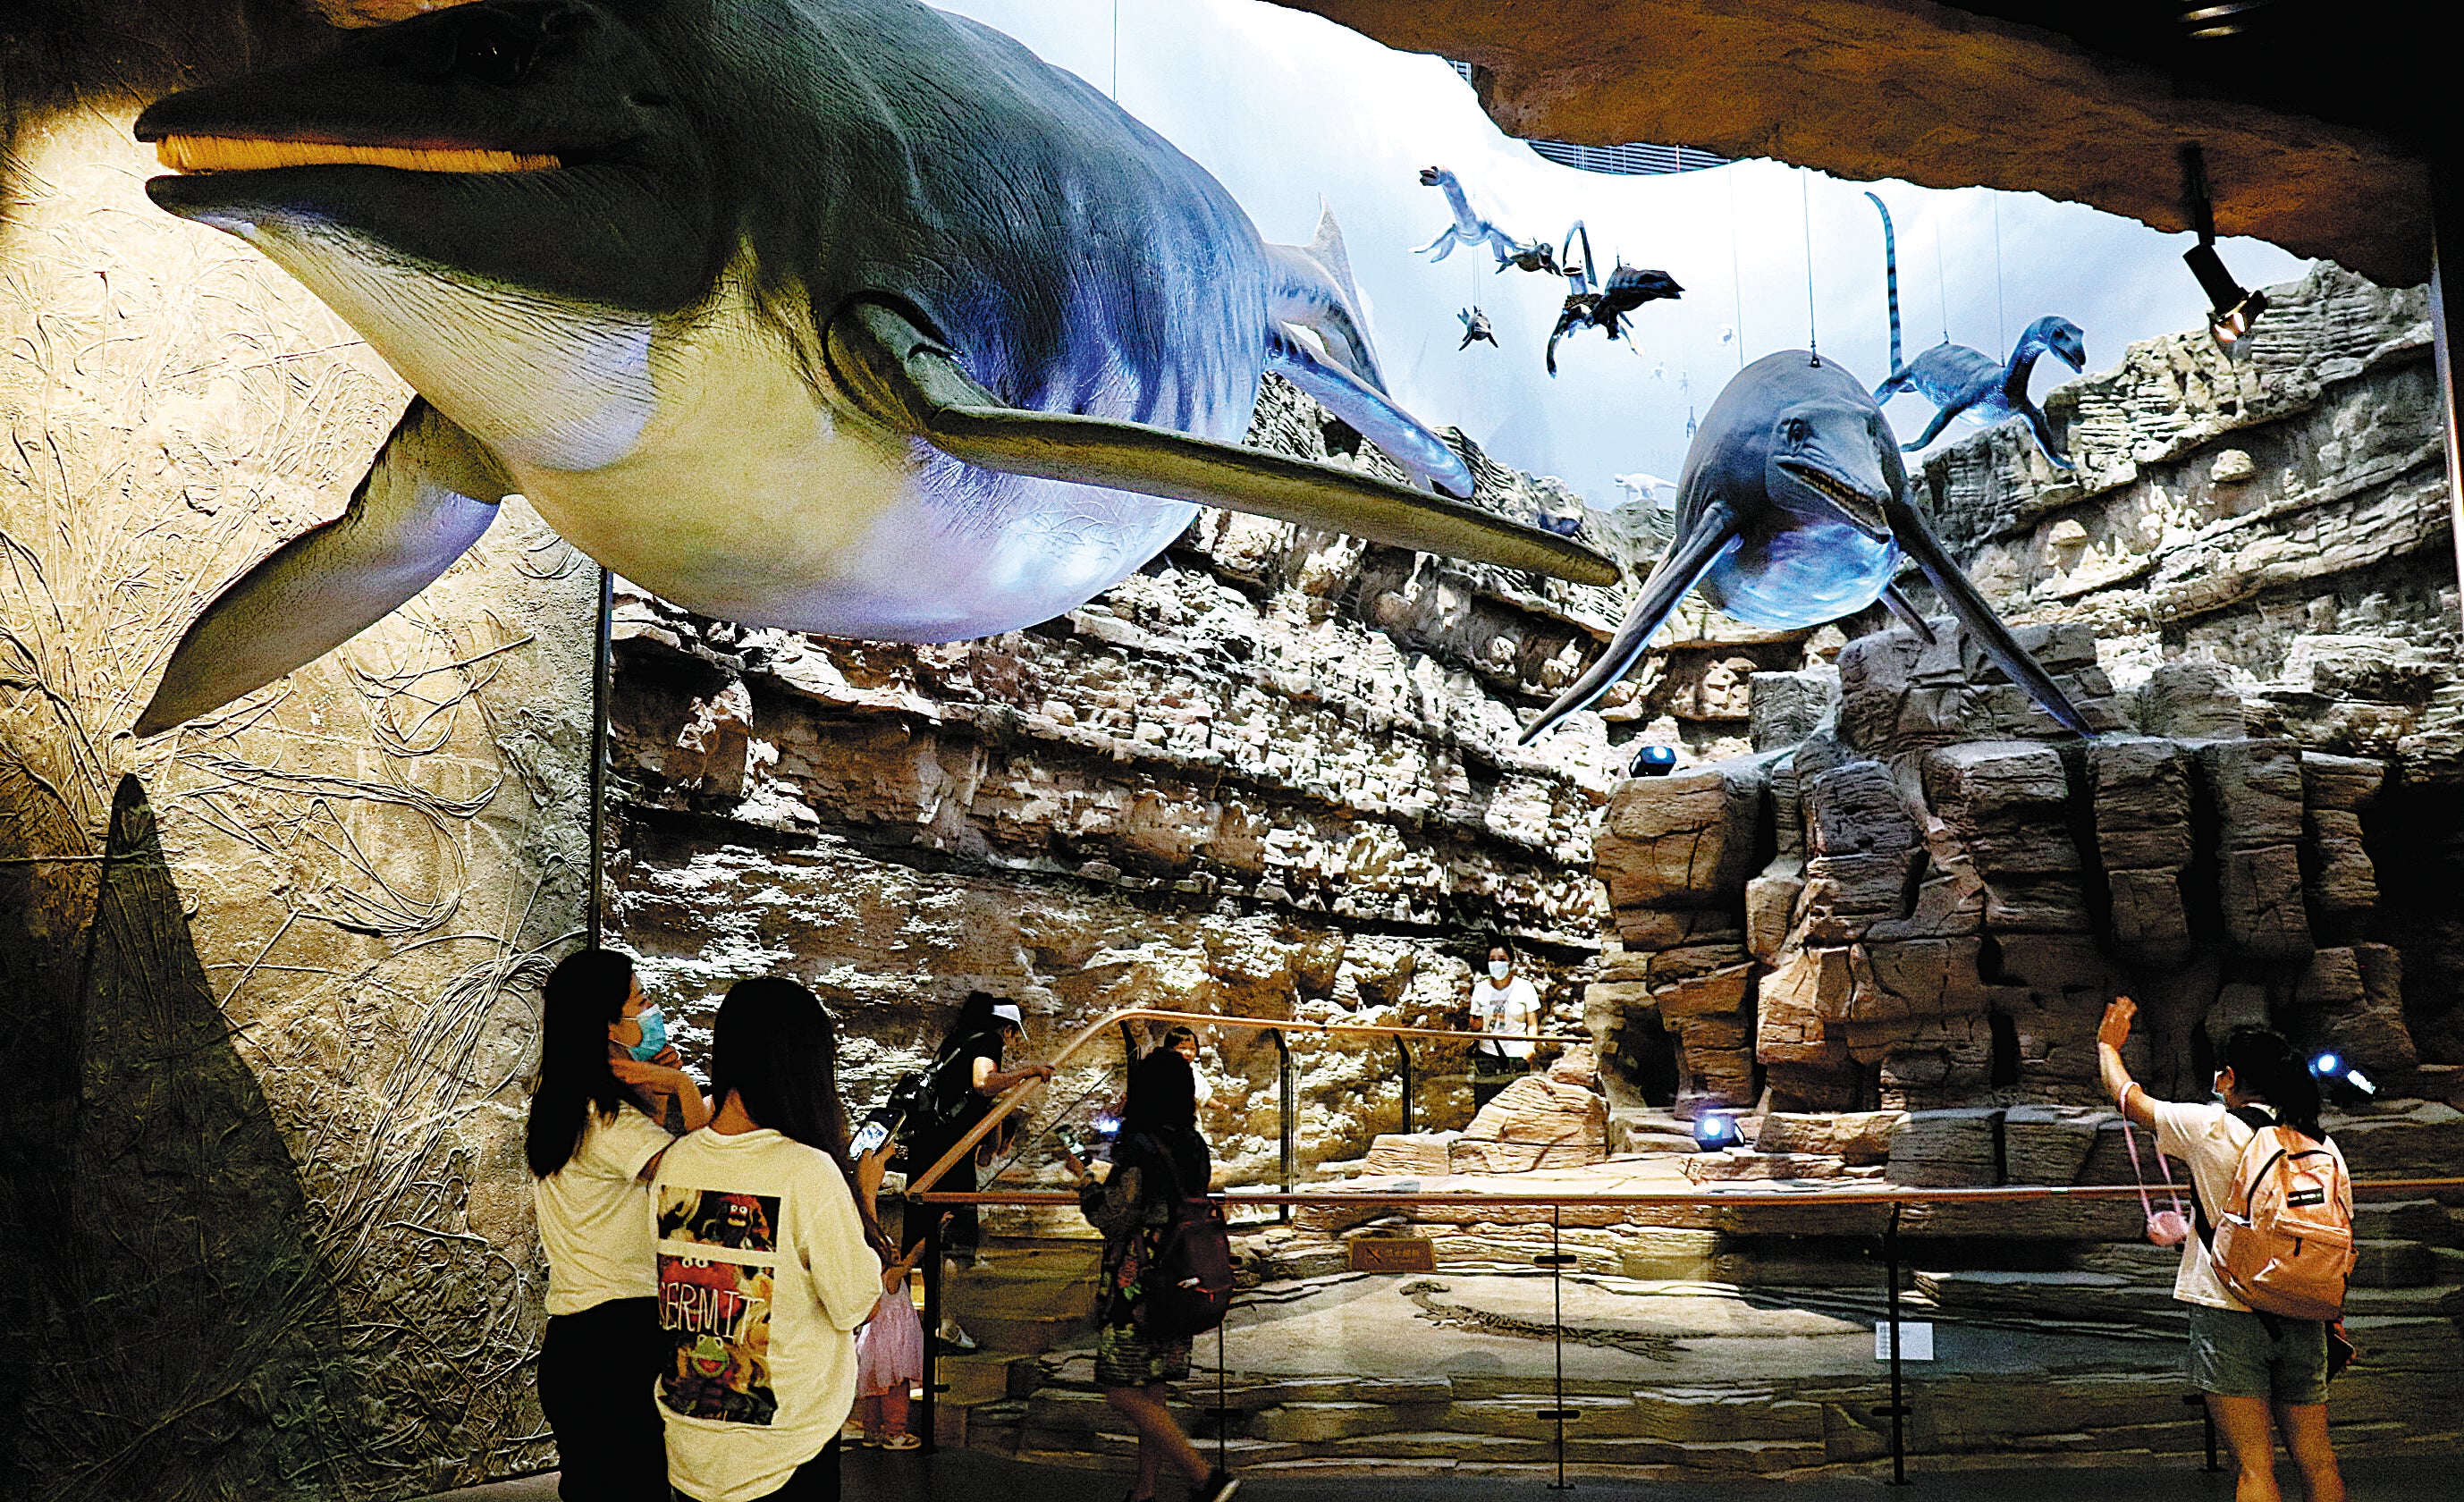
top-left (892, 1010), bottom-right (2464, 1485)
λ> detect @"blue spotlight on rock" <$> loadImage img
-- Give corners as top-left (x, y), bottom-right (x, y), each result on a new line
top-left (1692, 1111), bottom-right (1742, 1151)
top-left (1631, 743), bottom-right (1679, 779)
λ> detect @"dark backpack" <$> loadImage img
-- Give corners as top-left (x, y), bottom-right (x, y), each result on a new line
top-left (1137, 1146), bottom-right (1236, 1338)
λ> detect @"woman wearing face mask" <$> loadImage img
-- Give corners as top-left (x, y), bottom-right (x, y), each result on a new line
top-left (1467, 940), bottom-right (1540, 1110)
top-left (527, 949), bottom-right (712, 1502)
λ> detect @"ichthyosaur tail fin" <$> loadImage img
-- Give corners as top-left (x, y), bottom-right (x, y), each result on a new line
top-left (1867, 191), bottom-right (1901, 374)
top-left (1264, 202), bottom-right (1474, 497)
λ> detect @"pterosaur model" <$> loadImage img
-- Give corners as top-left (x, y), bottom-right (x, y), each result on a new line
top-left (1457, 308), bottom-right (1498, 350)
top-left (126, 0), bottom-right (1614, 733)
top-left (1865, 194), bottom-right (2086, 469)
top-left (1414, 166), bottom-right (1555, 273)
top-left (1545, 224), bottom-right (1683, 376)
top-left (1520, 351), bottom-right (2094, 743)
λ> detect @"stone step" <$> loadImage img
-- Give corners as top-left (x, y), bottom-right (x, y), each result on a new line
top-left (933, 1354), bottom-right (1024, 1406)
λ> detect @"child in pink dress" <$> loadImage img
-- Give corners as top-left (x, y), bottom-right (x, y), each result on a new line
top-left (853, 1255), bottom-right (925, 1448)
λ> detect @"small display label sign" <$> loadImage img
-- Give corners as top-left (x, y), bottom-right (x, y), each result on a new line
top-left (1349, 1236), bottom-right (1437, 1273)
top-left (1875, 1321), bottom-right (1935, 1361)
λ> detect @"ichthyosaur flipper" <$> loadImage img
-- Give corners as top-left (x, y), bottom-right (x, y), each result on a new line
top-left (1515, 500), bottom-right (1740, 744)
top-left (1884, 485), bottom-right (2089, 733)
top-left (827, 299), bottom-right (1613, 584)
top-left (133, 400), bottom-right (511, 736)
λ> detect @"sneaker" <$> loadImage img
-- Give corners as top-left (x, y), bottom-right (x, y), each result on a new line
top-left (935, 1322), bottom-right (978, 1352)
top-left (1193, 1470), bottom-right (1239, 1502)
top-left (879, 1432), bottom-right (923, 1451)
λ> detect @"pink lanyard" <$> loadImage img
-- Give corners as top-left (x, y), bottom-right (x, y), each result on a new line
top-left (2121, 1115), bottom-right (2189, 1228)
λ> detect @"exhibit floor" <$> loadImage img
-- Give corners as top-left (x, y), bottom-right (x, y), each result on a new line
top-left (424, 1447), bottom-right (2461, 1500)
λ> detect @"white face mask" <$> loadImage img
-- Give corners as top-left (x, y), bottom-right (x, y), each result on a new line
top-left (1488, 960), bottom-right (1510, 980)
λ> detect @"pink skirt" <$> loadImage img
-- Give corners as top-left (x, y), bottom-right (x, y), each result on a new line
top-left (855, 1285), bottom-right (924, 1397)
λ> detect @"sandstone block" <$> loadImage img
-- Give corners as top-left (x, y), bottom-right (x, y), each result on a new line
top-left (2002, 1104), bottom-right (2104, 1185)
top-left (1681, 1151), bottom-right (1848, 1182)
top-left (1757, 946), bottom-right (1853, 1048)
top-left (1886, 1107), bottom-right (2004, 1186)
top-left (1808, 761), bottom-right (1923, 858)
top-left (1751, 668), bottom-right (1840, 752)
top-left (1657, 961), bottom-right (1754, 1021)
top-left (1364, 1132), bottom-right (1460, 1177)
top-left (2198, 739), bottom-right (2309, 847)
top-left (2217, 843), bottom-right (2314, 960)
top-left (2302, 751), bottom-right (2386, 811)
top-left (2134, 660), bottom-right (2246, 738)
top-left (1745, 864), bottom-right (1805, 965)
top-left (1922, 741), bottom-right (2069, 835)
top-left (1447, 1137), bottom-right (1601, 1175)
top-left (2106, 867), bottom-right (2192, 957)
top-left (1756, 1110), bottom-right (1906, 1165)
top-left (2305, 806), bottom-right (2378, 913)
top-left (1597, 754), bottom-right (1779, 909)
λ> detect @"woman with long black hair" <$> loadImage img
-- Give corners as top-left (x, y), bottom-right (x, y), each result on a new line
top-left (2100, 999), bottom-right (2349, 1502)
top-left (1070, 1047), bottom-right (1239, 1502)
top-left (650, 977), bottom-right (885, 1502)
top-left (526, 948), bottom-right (710, 1502)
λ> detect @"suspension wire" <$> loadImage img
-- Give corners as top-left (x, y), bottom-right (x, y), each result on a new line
top-left (1726, 165), bottom-right (1746, 367)
top-left (1110, 0), bottom-right (1119, 100)
top-left (1993, 193), bottom-right (2006, 352)
top-left (1934, 213), bottom-right (1951, 343)
top-left (1802, 171), bottom-right (1819, 365)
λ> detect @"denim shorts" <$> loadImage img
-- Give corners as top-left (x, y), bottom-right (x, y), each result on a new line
top-left (2188, 1304), bottom-right (2329, 1405)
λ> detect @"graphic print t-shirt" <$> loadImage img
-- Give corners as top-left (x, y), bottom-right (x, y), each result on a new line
top-left (650, 1127), bottom-right (883, 1502)
top-left (1471, 977), bottom-right (1540, 1059)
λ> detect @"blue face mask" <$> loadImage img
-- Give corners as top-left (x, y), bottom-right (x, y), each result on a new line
top-left (627, 1005), bottom-right (669, 1063)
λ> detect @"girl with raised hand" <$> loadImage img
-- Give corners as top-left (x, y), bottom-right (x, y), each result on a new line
top-left (526, 949), bottom-right (710, 1502)
top-left (652, 977), bottom-right (885, 1502)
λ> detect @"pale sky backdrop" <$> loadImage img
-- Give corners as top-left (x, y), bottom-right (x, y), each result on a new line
top-left (937, 0), bottom-right (2314, 511)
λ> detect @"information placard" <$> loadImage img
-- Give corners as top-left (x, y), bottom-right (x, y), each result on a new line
top-left (1875, 1321), bottom-right (1935, 1361)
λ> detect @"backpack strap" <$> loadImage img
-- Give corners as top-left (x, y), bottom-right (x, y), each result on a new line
top-left (2193, 1105), bottom-right (2281, 1251)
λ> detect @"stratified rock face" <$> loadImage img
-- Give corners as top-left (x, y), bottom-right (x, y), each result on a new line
top-left (609, 379), bottom-right (1650, 1186)
top-left (1593, 604), bottom-right (2432, 1131)
top-left (3, 109), bottom-right (591, 1498)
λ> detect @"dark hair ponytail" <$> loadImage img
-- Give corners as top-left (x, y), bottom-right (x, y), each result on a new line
top-left (710, 976), bottom-right (885, 1248)
top-left (527, 949), bottom-right (637, 1178)
top-left (2221, 1026), bottom-right (2324, 1140)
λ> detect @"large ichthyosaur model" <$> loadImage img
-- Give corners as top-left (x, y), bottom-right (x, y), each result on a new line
top-left (1864, 193), bottom-right (2087, 470)
top-left (127, 0), bottom-right (1614, 734)
top-left (1519, 350), bottom-right (2094, 743)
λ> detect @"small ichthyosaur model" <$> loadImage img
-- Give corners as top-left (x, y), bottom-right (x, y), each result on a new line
top-left (1414, 166), bottom-right (1556, 273)
top-left (126, 0), bottom-right (1615, 734)
top-left (1519, 351), bottom-right (2094, 742)
top-left (1545, 223), bottom-right (1682, 376)
top-left (1864, 193), bottom-right (2086, 469)
top-left (1457, 307), bottom-right (1498, 350)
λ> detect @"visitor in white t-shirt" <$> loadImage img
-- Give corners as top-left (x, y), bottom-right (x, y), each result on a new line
top-left (1467, 941), bottom-right (1540, 1110)
top-left (652, 978), bottom-right (888, 1502)
top-left (2098, 997), bottom-right (2348, 1502)
top-left (527, 949), bottom-right (711, 1502)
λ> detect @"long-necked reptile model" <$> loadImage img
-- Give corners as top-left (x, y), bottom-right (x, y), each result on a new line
top-left (127, 0), bottom-right (1614, 734)
top-left (1864, 193), bottom-right (2087, 470)
top-left (1544, 222), bottom-right (1682, 376)
top-left (1520, 351), bottom-right (2093, 743)
top-left (1414, 165), bottom-right (1556, 273)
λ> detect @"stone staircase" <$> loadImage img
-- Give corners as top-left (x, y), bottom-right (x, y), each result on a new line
top-left (929, 1233), bottom-right (1105, 1446)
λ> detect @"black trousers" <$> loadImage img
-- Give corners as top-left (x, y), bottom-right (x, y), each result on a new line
top-left (539, 1296), bottom-right (671, 1502)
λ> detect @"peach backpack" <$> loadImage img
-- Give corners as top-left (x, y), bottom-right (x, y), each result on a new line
top-left (2202, 1107), bottom-right (2355, 1322)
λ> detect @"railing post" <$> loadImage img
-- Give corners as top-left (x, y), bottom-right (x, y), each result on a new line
top-left (1394, 1035), bottom-right (1414, 1135)
top-left (2184, 1392), bottom-right (2219, 1471)
top-left (1535, 1206), bottom-right (1577, 1491)
top-left (1870, 1202), bottom-right (1911, 1487)
top-left (1271, 1030), bottom-right (1295, 1221)
top-left (920, 1211), bottom-right (944, 1455)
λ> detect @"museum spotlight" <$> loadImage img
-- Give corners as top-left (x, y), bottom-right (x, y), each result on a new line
top-left (1692, 1112), bottom-right (1743, 1151)
top-left (2179, 144), bottom-right (2267, 359)
top-left (2309, 1051), bottom-right (2377, 1098)
top-left (1630, 743), bottom-right (1680, 778)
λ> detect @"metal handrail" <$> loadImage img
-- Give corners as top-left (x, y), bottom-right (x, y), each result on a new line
top-left (909, 1177), bottom-right (2464, 1208)
top-left (905, 1004), bottom-right (1584, 1201)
